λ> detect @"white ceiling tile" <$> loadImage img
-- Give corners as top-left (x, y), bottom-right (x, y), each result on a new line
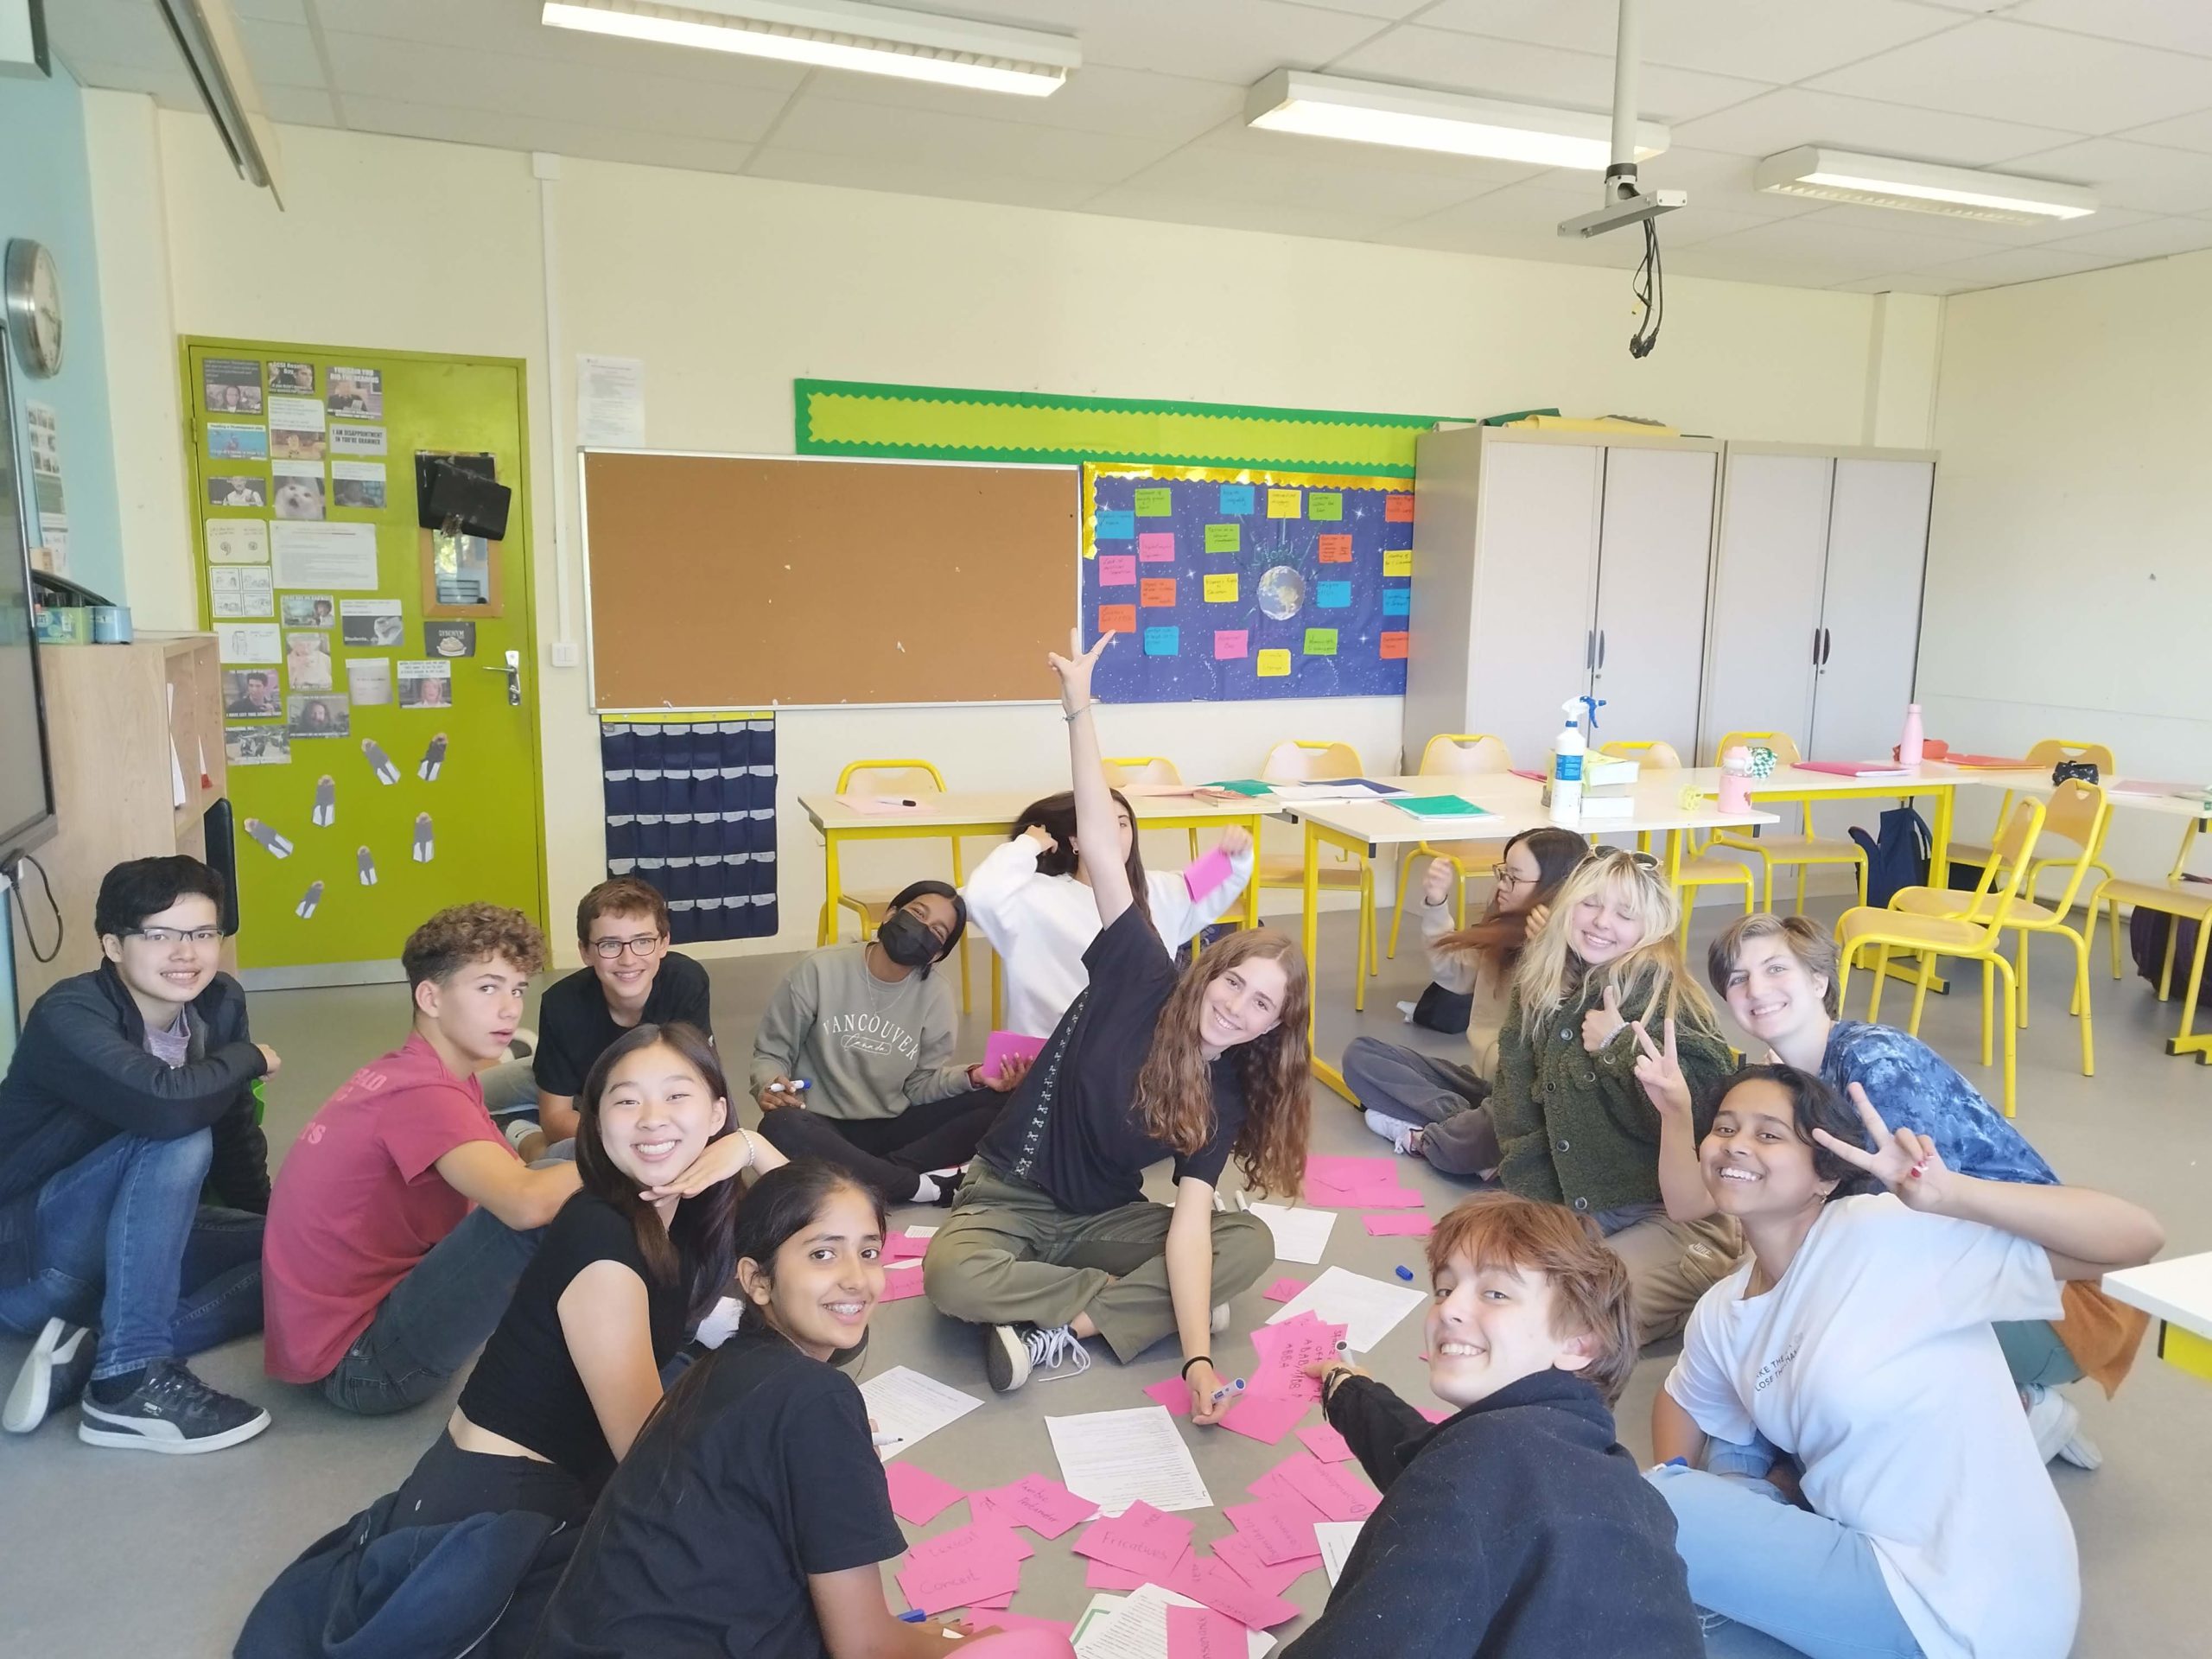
top-left (946, 0), bottom-right (1389, 84)
top-left (1082, 186), bottom-right (1406, 243)
top-left (1662, 245), bottom-right (1880, 289)
top-left (763, 94), bottom-right (1183, 186)
top-left (799, 64), bottom-right (1243, 145)
top-left (322, 31), bottom-right (791, 144)
top-left (235, 20), bottom-right (326, 87)
top-left (2115, 109), bottom-right (2212, 156)
top-left (1806, 18), bottom-right (2212, 135)
top-left (2005, 1), bottom-right (2212, 58)
top-left (48, 0), bottom-right (197, 76)
top-left (1901, 243), bottom-right (2116, 285)
top-left (2035, 214), bottom-right (2212, 260)
top-left (1110, 125), bottom-right (1505, 219)
top-left (259, 84), bottom-right (340, 127)
top-left (1993, 137), bottom-right (2212, 215)
top-left (1414, 0), bottom-right (1965, 86)
top-left (337, 94), bottom-right (759, 176)
top-left (749, 147), bottom-right (1090, 213)
top-left (1829, 271), bottom-right (1984, 295)
top-left (1669, 213), bottom-right (1993, 287)
top-left (1329, 26), bottom-right (1774, 123)
top-left (1671, 86), bottom-right (2082, 163)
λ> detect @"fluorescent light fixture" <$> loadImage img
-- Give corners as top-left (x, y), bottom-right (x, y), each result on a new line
top-left (1245, 69), bottom-right (1666, 170)
top-left (541, 0), bottom-right (1077, 96)
top-left (157, 0), bottom-right (284, 202)
top-left (1755, 145), bottom-right (2095, 224)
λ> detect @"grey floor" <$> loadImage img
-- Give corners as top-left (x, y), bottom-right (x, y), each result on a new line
top-left (4, 901), bottom-right (2209, 1655)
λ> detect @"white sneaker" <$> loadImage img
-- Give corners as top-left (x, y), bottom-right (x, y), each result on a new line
top-left (1363, 1109), bottom-right (1421, 1156)
top-left (2023, 1384), bottom-right (2104, 1471)
top-left (986, 1322), bottom-right (1090, 1392)
top-left (5, 1319), bottom-right (95, 1433)
top-left (1212, 1302), bottom-right (1232, 1334)
top-left (694, 1295), bottom-right (747, 1350)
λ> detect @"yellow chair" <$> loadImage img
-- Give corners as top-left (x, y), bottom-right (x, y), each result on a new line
top-left (1254, 739), bottom-right (1378, 1008)
top-left (1102, 755), bottom-right (1200, 862)
top-left (1947, 740), bottom-right (2116, 904)
top-left (825, 758), bottom-right (971, 1011)
top-left (1605, 739), bottom-right (1758, 947)
top-left (1889, 782), bottom-right (2110, 1077)
top-left (1707, 731), bottom-right (1869, 912)
top-left (1834, 797), bottom-right (2047, 1116)
top-left (1384, 733), bottom-right (1512, 961)
top-left (2088, 817), bottom-right (2212, 1062)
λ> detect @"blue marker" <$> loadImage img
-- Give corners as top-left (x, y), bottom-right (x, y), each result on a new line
top-left (1395, 1265), bottom-right (1414, 1282)
top-left (1211, 1376), bottom-right (1247, 1405)
top-left (898, 1611), bottom-right (929, 1624)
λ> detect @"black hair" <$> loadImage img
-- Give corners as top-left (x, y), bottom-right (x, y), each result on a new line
top-left (95, 855), bottom-right (226, 940)
top-left (575, 1022), bottom-right (740, 1324)
top-left (729, 1159), bottom-right (887, 1338)
top-left (1011, 789), bottom-right (1155, 932)
top-left (887, 878), bottom-right (968, 970)
top-left (1719, 1063), bottom-right (1882, 1202)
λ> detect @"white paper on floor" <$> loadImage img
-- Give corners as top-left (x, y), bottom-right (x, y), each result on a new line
top-left (1315, 1519), bottom-right (1365, 1586)
top-left (1264, 1265), bottom-right (1426, 1352)
top-left (1074, 1580), bottom-right (1274, 1659)
top-left (1245, 1201), bottom-right (1336, 1265)
top-left (1046, 1405), bottom-right (1213, 1516)
top-left (858, 1366), bottom-right (983, 1462)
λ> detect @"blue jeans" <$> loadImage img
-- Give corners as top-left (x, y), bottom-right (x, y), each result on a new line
top-left (1648, 1464), bottom-right (1923, 1659)
top-left (0, 1129), bottom-right (265, 1382)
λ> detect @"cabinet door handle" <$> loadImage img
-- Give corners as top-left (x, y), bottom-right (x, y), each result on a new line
top-left (1821, 627), bottom-right (1833, 666)
top-left (1597, 629), bottom-right (1607, 670)
top-left (1812, 627), bottom-right (1822, 666)
top-left (1586, 628), bottom-right (1596, 671)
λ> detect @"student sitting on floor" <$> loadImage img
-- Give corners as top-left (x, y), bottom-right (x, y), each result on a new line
top-left (965, 787), bottom-right (1255, 1038)
top-left (1, 856), bottom-right (274, 1452)
top-left (750, 880), bottom-right (1015, 1209)
top-left (1289, 1192), bottom-right (1701, 1658)
top-left (923, 632), bottom-right (1300, 1408)
top-left (1486, 849), bottom-right (1739, 1344)
top-left (262, 905), bottom-right (583, 1414)
top-left (530, 1160), bottom-right (988, 1658)
top-left (1342, 827), bottom-right (1588, 1172)
top-left (1700, 910), bottom-right (2140, 1468)
top-left (480, 876), bottom-right (713, 1145)
top-left (1648, 1065), bottom-right (2162, 1659)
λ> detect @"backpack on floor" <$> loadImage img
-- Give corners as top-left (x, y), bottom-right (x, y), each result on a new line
top-left (2128, 878), bottom-right (2212, 1012)
top-left (1848, 806), bottom-right (1931, 907)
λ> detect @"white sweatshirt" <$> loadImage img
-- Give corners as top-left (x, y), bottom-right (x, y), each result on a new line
top-left (963, 836), bottom-right (1256, 1038)
top-left (1421, 895), bottom-right (1512, 1082)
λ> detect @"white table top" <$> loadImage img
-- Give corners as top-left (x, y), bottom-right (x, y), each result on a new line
top-left (1284, 772), bottom-right (1779, 849)
top-left (798, 788), bottom-right (1271, 834)
top-left (2102, 1254), bottom-right (2212, 1338)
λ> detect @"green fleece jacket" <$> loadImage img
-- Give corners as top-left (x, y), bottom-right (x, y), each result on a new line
top-left (1491, 976), bottom-right (1732, 1217)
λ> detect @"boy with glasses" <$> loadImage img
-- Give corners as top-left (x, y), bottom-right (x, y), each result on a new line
top-left (1, 856), bottom-right (275, 1452)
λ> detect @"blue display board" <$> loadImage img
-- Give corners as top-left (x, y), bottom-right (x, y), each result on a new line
top-left (1080, 465), bottom-right (1413, 703)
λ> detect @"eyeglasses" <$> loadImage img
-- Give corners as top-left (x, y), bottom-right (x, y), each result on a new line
top-left (1491, 863), bottom-right (1528, 887)
top-left (128, 927), bottom-right (223, 946)
top-left (590, 934), bottom-right (664, 959)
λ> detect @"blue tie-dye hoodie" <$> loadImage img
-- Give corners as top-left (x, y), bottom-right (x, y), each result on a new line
top-left (1821, 1020), bottom-right (2060, 1186)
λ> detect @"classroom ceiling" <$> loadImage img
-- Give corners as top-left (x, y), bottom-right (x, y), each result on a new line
top-left (52, 0), bottom-right (2212, 295)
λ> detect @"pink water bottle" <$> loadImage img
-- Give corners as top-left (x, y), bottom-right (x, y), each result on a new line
top-left (1719, 747), bottom-right (1754, 813)
top-left (1898, 702), bottom-right (1925, 767)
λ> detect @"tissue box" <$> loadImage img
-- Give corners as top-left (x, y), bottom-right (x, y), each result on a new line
top-left (1585, 755), bottom-right (1640, 787)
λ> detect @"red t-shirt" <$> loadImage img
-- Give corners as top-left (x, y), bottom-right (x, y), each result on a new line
top-left (262, 1033), bottom-right (511, 1382)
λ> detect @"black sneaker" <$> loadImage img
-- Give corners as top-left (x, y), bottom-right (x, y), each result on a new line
top-left (78, 1360), bottom-right (271, 1454)
top-left (3, 1319), bottom-right (97, 1433)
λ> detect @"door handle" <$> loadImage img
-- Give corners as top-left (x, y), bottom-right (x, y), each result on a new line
top-left (483, 647), bottom-right (521, 706)
top-left (1597, 629), bottom-right (1607, 671)
top-left (1812, 627), bottom-right (1822, 667)
top-left (1586, 628), bottom-right (1596, 671)
top-left (1821, 627), bottom-right (1833, 666)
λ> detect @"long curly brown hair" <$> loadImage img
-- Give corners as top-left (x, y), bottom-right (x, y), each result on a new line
top-left (1131, 928), bottom-right (1311, 1198)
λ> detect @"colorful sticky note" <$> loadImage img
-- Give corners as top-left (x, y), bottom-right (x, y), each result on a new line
top-left (1144, 626), bottom-right (1179, 656)
top-left (1295, 1422), bottom-right (1357, 1464)
top-left (1384, 493), bottom-right (1414, 522)
top-left (1303, 628), bottom-right (1338, 657)
top-left (885, 1461), bottom-right (968, 1525)
top-left (1381, 587), bottom-right (1411, 616)
top-left (1204, 522), bottom-right (1240, 554)
top-left (1204, 572), bottom-right (1239, 603)
top-left (968, 1473), bottom-right (1098, 1540)
top-left (1134, 487), bottom-right (1173, 516)
top-left (1267, 488), bottom-right (1302, 518)
top-left (1256, 648), bottom-right (1292, 677)
top-left (1382, 548), bottom-right (1414, 577)
top-left (879, 1264), bottom-right (930, 1300)
top-left (1143, 1376), bottom-right (1192, 1416)
top-left (1308, 493), bottom-right (1343, 521)
top-left (1315, 581), bottom-right (1351, 610)
top-left (1166, 1604), bottom-right (1247, 1659)
top-left (1380, 631), bottom-right (1409, 660)
top-left (1140, 577), bottom-right (1177, 608)
top-left (1213, 629), bottom-right (1248, 660)
top-left (1262, 1276), bottom-right (1307, 1303)
top-left (1098, 553), bottom-right (1137, 586)
top-left (1219, 1387), bottom-right (1313, 1446)
top-left (1138, 531), bottom-right (1176, 563)
top-left (1224, 1498), bottom-right (1321, 1567)
top-left (1184, 845), bottom-right (1234, 900)
top-left (1316, 533), bottom-right (1352, 563)
top-left (1097, 604), bottom-right (1136, 634)
top-left (1095, 510), bottom-right (1136, 540)
top-left (1219, 484), bottom-right (1255, 515)
top-left (1073, 1501), bottom-right (1197, 1578)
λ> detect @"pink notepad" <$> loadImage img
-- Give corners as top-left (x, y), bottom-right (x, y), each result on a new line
top-left (1364, 1212), bottom-right (1433, 1236)
top-left (982, 1030), bottom-right (1046, 1080)
top-left (1183, 844), bottom-right (1235, 901)
top-left (1166, 1604), bottom-right (1249, 1659)
top-left (1796, 760), bottom-right (1911, 779)
top-left (1261, 1276), bottom-right (1307, 1303)
top-left (885, 1462), bottom-right (966, 1525)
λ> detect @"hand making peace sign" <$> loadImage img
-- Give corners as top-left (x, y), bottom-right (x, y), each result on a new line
top-left (1812, 1082), bottom-right (1952, 1211)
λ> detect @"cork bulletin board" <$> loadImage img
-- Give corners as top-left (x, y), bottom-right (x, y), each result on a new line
top-left (579, 450), bottom-right (1078, 709)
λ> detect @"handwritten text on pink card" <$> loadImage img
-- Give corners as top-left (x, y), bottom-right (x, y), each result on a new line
top-left (1098, 554), bottom-right (1137, 586)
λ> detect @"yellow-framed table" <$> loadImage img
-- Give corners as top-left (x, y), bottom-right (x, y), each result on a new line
top-left (2104, 1255), bottom-right (2212, 1384)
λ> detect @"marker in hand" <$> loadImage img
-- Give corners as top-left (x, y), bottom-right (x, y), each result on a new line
top-left (1210, 1376), bottom-right (1248, 1406)
top-left (873, 1431), bottom-right (903, 1448)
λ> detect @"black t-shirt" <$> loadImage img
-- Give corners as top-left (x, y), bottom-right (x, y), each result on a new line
top-left (975, 906), bottom-right (1247, 1214)
top-left (457, 1192), bottom-right (686, 1491)
top-left (529, 1332), bottom-right (906, 1659)
top-left (532, 952), bottom-right (714, 1097)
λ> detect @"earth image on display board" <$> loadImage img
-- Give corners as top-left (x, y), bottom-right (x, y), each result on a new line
top-left (1257, 565), bottom-right (1305, 620)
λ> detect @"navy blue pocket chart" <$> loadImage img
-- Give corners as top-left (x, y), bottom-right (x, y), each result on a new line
top-left (600, 715), bottom-right (777, 943)
top-left (1079, 464), bottom-right (1414, 703)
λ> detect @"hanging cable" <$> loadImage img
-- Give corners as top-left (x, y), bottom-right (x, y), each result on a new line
top-left (1630, 214), bottom-right (1665, 359)
top-left (3, 850), bottom-right (64, 964)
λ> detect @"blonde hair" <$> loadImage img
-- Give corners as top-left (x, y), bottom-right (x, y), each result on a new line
top-left (1514, 851), bottom-right (1717, 1037)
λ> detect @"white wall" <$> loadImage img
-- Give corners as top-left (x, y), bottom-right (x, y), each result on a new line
top-left (94, 101), bottom-right (1926, 955)
top-left (1923, 251), bottom-right (2212, 877)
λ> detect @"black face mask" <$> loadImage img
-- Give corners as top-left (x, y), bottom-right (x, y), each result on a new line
top-left (877, 910), bottom-right (942, 969)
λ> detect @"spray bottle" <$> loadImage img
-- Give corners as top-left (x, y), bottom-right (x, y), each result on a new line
top-left (1549, 698), bottom-right (1586, 825)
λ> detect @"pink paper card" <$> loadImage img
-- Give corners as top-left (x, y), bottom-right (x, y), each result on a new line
top-left (885, 1461), bottom-right (966, 1525)
top-left (1274, 1452), bottom-right (1382, 1522)
top-left (968, 1592), bottom-right (1014, 1611)
top-left (1072, 1501), bottom-right (1195, 1578)
top-left (907, 1521), bottom-right (1033, 1567)
top-left (1166, 1556), bottom-right (1301, 1630)
top-left (1142, 1376), bottom-right (1192, 1416)
top-left (982, 1030), bottom-right (1046, 1081)
top-left (1207, 1528), bottom-right (1318, 1599)
top-left (1246, 1467), bottom-right (1334, 1529)
top-left (968, 1473), bottom-right (1097, 1540)
top-left (1212, 630), bottom-right (1248, 661)
top-left (1166, 1603), bottom-right (1248, 1659)
top-left (1182, 845), bottom-right (1233, 902)
top-left (1223, 1498), bottom-right (1320, 1567)
top-left (1261, 1276), bottom-right (1306, 1303)
top-left (1217, 1386), bottom-right (1311, 1446)
top-left (1084, 1556), bottom-right (1154, 1591)
top-left (898, 1550), bottom-right (1022, 1617)
top-left (1249, 1311), bottom-right (1347, 1402)
top-left (1295, 1422), bottom-right (1355, 1463)
top-left (882, 1232), bottom-right (931, 1262)
top-left (1098, 554), bottom-right (1137, 586)
top-left (1306, 1154), bottom-right (1399, 1191)
top-left (1138, 531), bottom-right (1176, 563)
top-left (1363, 1212), bottom-right (1433, 1236)
top-left (878, 1265), bottom-right (930, 1300)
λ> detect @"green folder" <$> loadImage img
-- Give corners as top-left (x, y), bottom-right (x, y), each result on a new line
top-left (1394, 793), bottom-right (1491, 818)
top-left (1201, 779), bottom-right (1276, 797)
